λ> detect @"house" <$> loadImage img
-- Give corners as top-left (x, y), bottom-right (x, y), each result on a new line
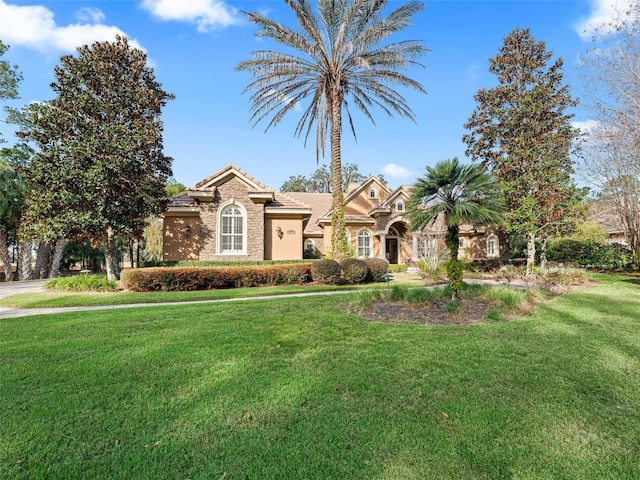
top-left (162, 164), bottom-right (509, 265)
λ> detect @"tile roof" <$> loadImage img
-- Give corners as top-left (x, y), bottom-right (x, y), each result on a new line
top-left (285, 192), bottom-right (333, 234)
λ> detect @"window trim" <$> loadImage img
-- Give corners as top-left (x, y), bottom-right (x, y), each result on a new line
top-left (396, 201), bottom-right (404, 212)
top-left (217, 200), bottom-right (248, 255)
top-left (486, 234), bottom-right (499, 258)
top-left (357, 229), bottom-right (372, 258)
top-left (369, 188), bottom-right (377, 199)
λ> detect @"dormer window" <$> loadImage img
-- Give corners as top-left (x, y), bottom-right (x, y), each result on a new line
top-left (369, 188), bottom-right (377, 199)
top-left (397, 201), bottom-right (404, 212)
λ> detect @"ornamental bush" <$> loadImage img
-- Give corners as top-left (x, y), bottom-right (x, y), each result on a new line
top-left (310, 259), bottom-right (342, 284)
top-left (340, 259), bottom-right (369, 284)
top-left (121, 264), bottom-right (312, 292)
top-left (46, 274), bottom-right (118, 292)
top-left (364, 257), bottom-right (389, 282)
top-left (547, 240), bottom-right (633, 270)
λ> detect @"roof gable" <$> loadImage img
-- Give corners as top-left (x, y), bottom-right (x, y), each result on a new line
top-left (192, 164), bottom-right (273, 192)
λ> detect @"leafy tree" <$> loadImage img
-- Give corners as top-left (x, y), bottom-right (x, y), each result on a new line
top-left (406, 157), bottom-right (504, 299)
top-left (17, 36), bottom-right (174, 280)
top-left (280, 163), bottom-right (384, 192)
top-left (0, 154), bottom-right (27, 281)
top-left (0, 40), bottom-right (22, 143)
top-left (237, 0), bottom-right (427, 259)
top-left (463, 28), bottom-right (581, 273)
top-left (165, 177), bottom-right (186, 198)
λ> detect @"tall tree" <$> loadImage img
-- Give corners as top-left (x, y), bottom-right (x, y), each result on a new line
top-left (280, 163), bottom-right (383, 192)
top-left (17, 36), bottom-right (174, 280)
top-left (0, 40), bottom-right (22, 144)
top-left (0, 152), bottom-right (27, 281)
top-left (406, 157), bottom-right (504, 298)
top-left (579, 1), bottom-right (640, 259)
top-left (237, 0), bottom-right (427, 259)
top-left (463, 28), bottom-right (581, 272)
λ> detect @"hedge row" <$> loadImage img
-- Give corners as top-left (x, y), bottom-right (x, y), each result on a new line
top-left (138, 259), bottom-right (311, 268)
top-left (121, 263), bottom-right (313, 292)
top-left (310, 258), bottom-right (390, 284)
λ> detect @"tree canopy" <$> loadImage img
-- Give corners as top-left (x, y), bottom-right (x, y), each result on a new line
top-left (463, 28), bottom-right (582, 270)
top-left (237, 0), bottom-right (427, 259)
top-left (280, 163), bottom-right (384, 193)
top-left (17, 36), bottom-right (174, 280)
top-left (0, 40), bottom-right (22, 143)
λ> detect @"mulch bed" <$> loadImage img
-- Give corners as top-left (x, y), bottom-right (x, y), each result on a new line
top-left (361, 297), bottom-right (501, 325)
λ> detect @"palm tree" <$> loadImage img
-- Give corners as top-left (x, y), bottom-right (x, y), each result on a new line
top-left (237, 0), bottom-right (427, 259)
top-left (406, 157), bottom-right (505, 298)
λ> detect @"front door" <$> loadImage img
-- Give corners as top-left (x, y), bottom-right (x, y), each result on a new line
top-left (386, 238), bottom-right (398, 264)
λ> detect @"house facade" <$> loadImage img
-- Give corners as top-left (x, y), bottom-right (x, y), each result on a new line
top-left (162, 164), bottom-right (509, 265)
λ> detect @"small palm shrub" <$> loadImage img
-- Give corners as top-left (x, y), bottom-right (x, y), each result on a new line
top-left (310, 259), bottom-right (342, 284)
top-left (341, 259), bottom-right (369, 284)
top-left (364, 258), bottom-right (389, 282)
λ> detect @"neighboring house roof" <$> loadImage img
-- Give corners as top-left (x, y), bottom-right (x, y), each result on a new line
top-left (285, 192), bottom-right (332, 235)
top-left (589, 206), bottom-right (625, 235)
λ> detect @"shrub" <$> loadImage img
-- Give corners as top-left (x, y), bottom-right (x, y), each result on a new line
top-left (389, 264), bottom-right (408, 273)
top-left (46, 274), bottom-right (117, 292)
top-left (548, 240), bottom-right (633, 270)
top-left (121, 264), bottom-right (312, 292)
top-left (310, 259), bottom-right (342, 284)
top-left (364, 257), bottom-right (389, 282)
top-left (340, 259), bottom-right (369, 284)
top-left (445, 260), bottom-right (464, 299)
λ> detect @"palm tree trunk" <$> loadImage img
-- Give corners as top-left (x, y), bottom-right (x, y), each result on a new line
top-left (18, 241), bottom-right (33, 281)
top-left (0, 227), bottom-right (14, 282)
top-left (34, 241), bottom-right (52, 279)
top-left (48, 237), bottom-right (66, 278)
top-left (329, 94), bottom-right (347, 260)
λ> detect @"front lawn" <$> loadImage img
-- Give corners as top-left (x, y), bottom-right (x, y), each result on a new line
top-left (1, 274), bottom-right (639, 479)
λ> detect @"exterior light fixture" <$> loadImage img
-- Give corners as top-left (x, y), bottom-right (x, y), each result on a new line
top-left (183, 225), bottom-right (192, 236)
top-left (276, 226), bottom-right (283, 239)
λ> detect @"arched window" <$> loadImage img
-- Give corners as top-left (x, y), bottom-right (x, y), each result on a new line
top-left (486, 234), bottom-right (499, 257)
top-left (357, 230), bottom-right (372, 258)
top-left (218, 202), bottom-right (246, 255)
top-left (396, 201), bottom-right (404, 212)
top-left (369, 188), bottom-right (377, 199)
top-left (459, 238), bottom-right (465, 248)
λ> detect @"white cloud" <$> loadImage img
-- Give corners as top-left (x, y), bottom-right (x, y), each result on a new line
top-left (0, 1), bottom-right (143, 53)
top-left (572, 119), bottom-right (601, 136)
top-left (382, 163), bottom-right (412, 178)
top-left (575, 0), bottom-right (635, 39)
top-left (140, 0), bottom-right (240, 32)
top-left (76, 7), bottom-right (106, 24)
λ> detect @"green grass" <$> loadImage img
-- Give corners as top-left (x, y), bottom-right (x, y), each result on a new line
top-left (0, 271), bottom-right (427, 309)
top-left (1, 274), bottom-right (639, 479)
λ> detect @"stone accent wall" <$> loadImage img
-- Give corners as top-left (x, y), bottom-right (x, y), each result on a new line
top-left (198, 177), bottom-right (266, 261)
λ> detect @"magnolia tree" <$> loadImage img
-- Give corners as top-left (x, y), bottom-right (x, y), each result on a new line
top-left (18, 36), bottom-right (174, 280)
top-left (463, 28), bottom-right (583, 272)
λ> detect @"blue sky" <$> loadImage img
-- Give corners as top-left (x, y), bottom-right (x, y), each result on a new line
top-left (0, 0), bottom-right (630, 191)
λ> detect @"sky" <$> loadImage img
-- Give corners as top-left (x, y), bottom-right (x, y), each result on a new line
top-left (0, 0), bottom-right (632, 191)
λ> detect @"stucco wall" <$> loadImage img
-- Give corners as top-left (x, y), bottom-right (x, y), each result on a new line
top-left (163, 215), bottom-right (202, 261)
top-left (265, 217), bottom-right (303, 260)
